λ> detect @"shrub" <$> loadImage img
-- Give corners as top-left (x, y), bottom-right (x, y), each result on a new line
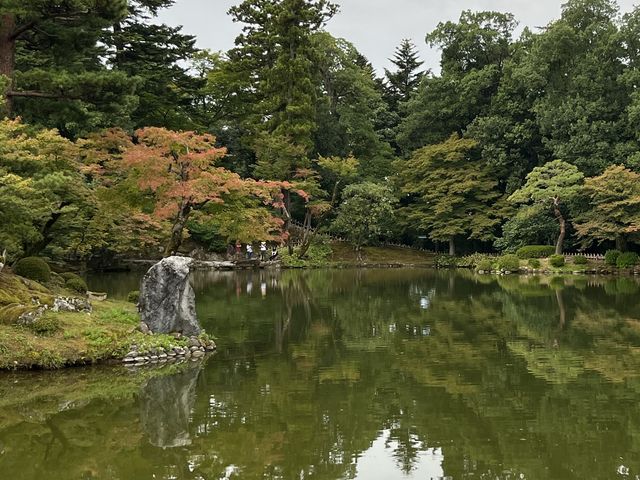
top-left (497, 254), bottom-right (520, 272)
top-left (617, 252), bottom-right (639, 269)
top-left (528, 258), bottom-right (541, 268)
top-left (14, 257), bottom-right (51, 283)
top-left (434, 254), bottom-right (458, 269)
top-left (573, 255), bottom-right (588, 265)
top-left (458, 253), bottom-right (492, 269)
top-left (516, 245), bottom-right (556, 259)
top-left (27, 316), bottom-right (61, 336)
top-left (65, 277), bottom-right (88, 293)
top-left (605, 250), bottom-right (621, 266)
top-left (60, 272), bottom-right (82, 282)
top-left (550, 255), bottom-right (565, 268)
top-left (476, 259), bottom-right (494, 272)
top-left (127, 290), bottom-right (140, 304)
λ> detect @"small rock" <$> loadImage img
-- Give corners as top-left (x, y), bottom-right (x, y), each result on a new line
top-left (170, 332), bottom-right (182, 339)
top-left (188, 337), bottom-right (200, 348)
top-left (158, 353), bottom-right (167, 359)
top-left (134, 356), bottom-right (146, 363)
top-left (139, 322), bottom-right (151, 335)
top-left (192, 350), bottom-right (205, 358)
top-left (189, 346), bottom-right (199, 352)
top-left (123, 357), bottom-right (135, 363)
top-left (125, 351), bottom-right (137, 358)
top-left (198, 346), bottom-right (205, 352)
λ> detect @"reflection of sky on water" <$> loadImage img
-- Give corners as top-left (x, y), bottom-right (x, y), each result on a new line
top-left (353, 430), bottom-right (444, 480)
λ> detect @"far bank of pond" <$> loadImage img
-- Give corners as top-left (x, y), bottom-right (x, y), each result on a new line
top-left (2, 268), bottom-right (640, 479)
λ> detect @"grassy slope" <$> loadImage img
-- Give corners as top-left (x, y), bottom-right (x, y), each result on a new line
top-left (0, 271), bottom-right (189, 369)
top-left (329, 242), bottom-right (434, 266)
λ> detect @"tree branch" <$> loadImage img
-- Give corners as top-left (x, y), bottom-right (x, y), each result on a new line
top-left (6, 90), bottom-right (80, 100)
top-left (10, 20), bottom-right (37, 40)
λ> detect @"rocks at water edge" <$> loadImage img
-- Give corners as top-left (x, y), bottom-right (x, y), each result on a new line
top-left (122, 336), bottom-right (216, 365)
top-left (138, 256), bottom-right (201, 336)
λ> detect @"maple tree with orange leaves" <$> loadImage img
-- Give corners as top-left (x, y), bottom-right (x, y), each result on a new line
top-left (123, 127), bottom-right (307, 256)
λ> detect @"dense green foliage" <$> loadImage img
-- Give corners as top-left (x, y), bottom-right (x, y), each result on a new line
top-left (13, 257), bottom-right (51, 282)
top-left (616, 252), bottom-right (639, 268)
top-left (516, 246), bottom-right (556, 259)
top-left (528, 258), bottom-right (541, 269)
top-left (1, 0), bottom-right (640, 262)
top-left (550, 255), bottom-right (566, 268)
top-left (127, 290), bottom-right (140, 304)
top-left (65, 277), bottom-right (88, 293)
top-left (605, 250), bottom-right (622, 266)
top-left (573, 255), bottom-right (588, 265)
top-left (497, 254), bottom-right (520, 272)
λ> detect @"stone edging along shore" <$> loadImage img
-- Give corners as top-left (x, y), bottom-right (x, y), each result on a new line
top-left (122, 335), bottom-right (216, 366)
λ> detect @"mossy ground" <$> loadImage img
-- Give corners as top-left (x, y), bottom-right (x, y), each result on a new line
top-left (0, 270), bottom-right (189, 369)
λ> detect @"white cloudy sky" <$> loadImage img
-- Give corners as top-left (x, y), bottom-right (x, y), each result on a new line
top-left (158, 0), bottom-right (639, 73)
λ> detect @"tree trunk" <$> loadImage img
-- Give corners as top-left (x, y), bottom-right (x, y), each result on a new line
top-left (552, 197), bottom-right (566, 255)
top-left (616, 235), bottom-right (627, 252)
top-left (449, 237), bottom-right (456, 256)
top-left (283, 190), bottom-right (294, 255)
top-left (0, 14), bottom-right (16, 114)
top-left (164, 202), bottom-right (191, 257)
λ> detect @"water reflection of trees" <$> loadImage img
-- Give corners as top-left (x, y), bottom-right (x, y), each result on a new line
top-left (3, 270), bottom-right (640, 479)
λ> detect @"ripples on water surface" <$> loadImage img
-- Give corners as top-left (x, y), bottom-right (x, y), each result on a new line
top-left (2, 269), bottom-right (640, 479)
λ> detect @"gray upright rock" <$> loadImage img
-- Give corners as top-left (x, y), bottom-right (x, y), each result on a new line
top-left (139, 256), bottom-right (201, 336)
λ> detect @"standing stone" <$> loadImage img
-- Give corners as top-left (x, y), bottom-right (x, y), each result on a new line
top-left (139, 256), bottom-right (201, 336)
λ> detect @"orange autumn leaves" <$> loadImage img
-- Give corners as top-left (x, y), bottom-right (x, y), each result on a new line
top-left (120, 127), bottom-right (307, 249)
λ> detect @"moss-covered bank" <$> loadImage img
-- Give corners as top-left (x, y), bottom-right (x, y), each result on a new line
top-left (0, 271), bottom-right (205, 369)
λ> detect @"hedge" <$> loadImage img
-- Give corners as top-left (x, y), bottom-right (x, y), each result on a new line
top-left (516, 245), bottom-right (556, 259)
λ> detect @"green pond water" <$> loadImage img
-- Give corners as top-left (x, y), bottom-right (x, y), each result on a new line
top-left (2, 269), bottom-right (640, 480)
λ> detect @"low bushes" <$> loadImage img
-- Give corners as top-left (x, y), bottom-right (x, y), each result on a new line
top-left (528, 258), bottom-right (541, 268)
top-left (550, 255), bottom-right (565, 268)
top-left (497, 254), bottom-right (520, 272)
top-left (65, 277), bottom-right (88, 293)
top-left (516, 245), bottom-right (556, 259)
top-left (27, 315), bottom-right (61, 336)
top-left (127, 290), bottom-right (140, 304)
top-left (605, 250), bottom-right (621, 266)
top-left (617, 252), bottom-right (639, 268)
top-left (573, 255), bottom-right (588, 265)
top-left (434, 255), bottom-right (458, 269)
top-left (476, 259), bottom-right (494, 272)
top-left (13, 257), bottom-right (51, 283)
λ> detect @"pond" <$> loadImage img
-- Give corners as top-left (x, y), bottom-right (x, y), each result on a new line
top-left (2, 268), bottom-right (640, 479)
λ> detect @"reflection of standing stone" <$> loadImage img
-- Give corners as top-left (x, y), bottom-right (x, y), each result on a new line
top-left (139, 363), bottom-right (201, 448)
top-left (139, 256), bottom-right (201, 336)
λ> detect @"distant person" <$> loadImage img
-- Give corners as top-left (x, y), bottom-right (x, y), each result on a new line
top-left (246, 243), bottom-right (253, 259)
top-left (227, 243), bottom-right (235, 260)
top-left (260, 241), bottom-right (267, 261)
top-left (270, 246), bottom-right (279, 261)
top-left (235, 242), bottom-right (242, 259)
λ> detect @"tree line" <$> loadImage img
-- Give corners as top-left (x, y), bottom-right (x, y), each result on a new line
top-left (1, 0), bottom-right (639, 262)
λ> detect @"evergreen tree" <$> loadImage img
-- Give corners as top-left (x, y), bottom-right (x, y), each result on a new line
top-left (509, 160), bottom-right (585, 255)
top-left (397, 11), bottom-right (516, 155)
top-left (0, 0), bottom-right (137, 136)
top-left (383, 39), bottom-right (424, 112)
top-left (110, 0), bottom-right (203, 130)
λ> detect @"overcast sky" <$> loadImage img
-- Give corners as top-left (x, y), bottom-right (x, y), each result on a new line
top-left (158, 0), bottom-right (639, 74)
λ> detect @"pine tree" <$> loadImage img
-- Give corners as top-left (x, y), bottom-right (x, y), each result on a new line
top-left (0, 0), bottom-right (137, 136)
top-left (110, 1), bottom-right (203, 130)
top-left (384, 39), bottom-right (424, 111)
